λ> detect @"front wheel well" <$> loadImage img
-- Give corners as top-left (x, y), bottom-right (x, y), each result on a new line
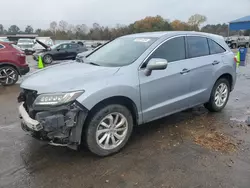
top-left (217, 73), bottom-right (233, 91)
top-left (86, 96), bottom-right (139, 126)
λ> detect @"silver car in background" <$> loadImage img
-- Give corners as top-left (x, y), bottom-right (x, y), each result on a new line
top-left (18, 31), bottom-right (236, 156)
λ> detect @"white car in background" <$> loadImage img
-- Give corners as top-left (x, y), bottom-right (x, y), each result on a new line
top-left (0, 37), bottom-right (10, 42)
top-left (17, 38), bottom-right (35, 54)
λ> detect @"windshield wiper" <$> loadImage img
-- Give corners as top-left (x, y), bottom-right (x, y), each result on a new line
top-left (88, 62), bottom-right (100, 66)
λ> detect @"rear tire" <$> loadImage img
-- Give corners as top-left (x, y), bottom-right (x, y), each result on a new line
top-left (85, 104), bottom-right (133, 157)
top-left (0, 66), bottom-right (19, 86)
top-left (43, 54), bottom-right (53, 64)
top-left (204, 78), bottom-right (230, 112)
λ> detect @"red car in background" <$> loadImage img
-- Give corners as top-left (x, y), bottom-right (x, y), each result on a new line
top-left (0, 42), bottom-right (30, 86)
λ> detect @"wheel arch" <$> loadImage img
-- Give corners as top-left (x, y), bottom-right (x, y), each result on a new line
top-left (0, 62), bottom-right (20, 75)
top-left (86, 96), bottom-right (139, 126)
top-left (216, 73), bottom-right (233, 91)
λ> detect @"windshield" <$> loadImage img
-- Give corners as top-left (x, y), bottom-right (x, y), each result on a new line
top-left (18, 39), bottom-right (33, 43)
top-left (86, 37), bottom-right (157, 67)
top-left (50, 43), bottom-right (62, 50)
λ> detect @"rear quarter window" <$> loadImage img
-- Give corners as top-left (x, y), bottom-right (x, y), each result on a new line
top-left (207, 38), bottom-right (226, 54)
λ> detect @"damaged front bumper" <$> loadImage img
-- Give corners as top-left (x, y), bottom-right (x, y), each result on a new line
top-left (18, 101), bottom-right (88, 150)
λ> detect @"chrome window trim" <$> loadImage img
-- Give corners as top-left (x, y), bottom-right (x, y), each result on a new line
top-left (139, 34), bottom-right (228, 70)
top-left (139, 34), bottom-right (186, 69)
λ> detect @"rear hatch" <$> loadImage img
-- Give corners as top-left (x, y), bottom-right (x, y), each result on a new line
top-left (10, 43), bottom-right (27, 65)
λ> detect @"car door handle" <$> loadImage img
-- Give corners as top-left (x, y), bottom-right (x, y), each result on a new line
top-left (212, 60), bottom-right (220, 65)
top-left (180, 68), bottom-right (190, 74)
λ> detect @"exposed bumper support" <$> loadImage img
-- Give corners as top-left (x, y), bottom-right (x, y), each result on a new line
top-left (18, 102), bottom-right (88, 150)
top-left (19, 102), bottom-right (42, 131)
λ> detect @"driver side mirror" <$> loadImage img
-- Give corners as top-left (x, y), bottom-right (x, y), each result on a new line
top-left (57, 48), bottom-right (60, 51)
top-left (145, 58), bottom-right (168, 76)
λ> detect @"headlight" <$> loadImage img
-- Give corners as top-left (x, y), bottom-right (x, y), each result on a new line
top-left (34, 91), bottom-right (84, 106)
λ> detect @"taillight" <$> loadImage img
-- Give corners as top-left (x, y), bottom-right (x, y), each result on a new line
top-left (17, 53), bottom-right (25, 57)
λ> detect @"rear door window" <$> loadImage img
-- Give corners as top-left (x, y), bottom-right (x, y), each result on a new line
top-left (149, 36), bottom-right (186, 63)
top-left (207, 38), bottom-right (226, 54)
top-left (59, 44), bottom-right (69, 49)
top-left (187, 36), bottom-right (209, 58)
top-left (69, 44), bottom-right (79, 49)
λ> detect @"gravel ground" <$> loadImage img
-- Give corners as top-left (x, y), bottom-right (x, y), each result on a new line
top-left (0, 51), bottom-right (250, 188)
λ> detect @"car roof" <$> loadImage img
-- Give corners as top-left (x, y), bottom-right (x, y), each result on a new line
top-left (123, 31), bottom-right (224, 40)
top-left (0, 41), bottom-right (10, 45)
top-left (18, 38), bottom-right (33, 40)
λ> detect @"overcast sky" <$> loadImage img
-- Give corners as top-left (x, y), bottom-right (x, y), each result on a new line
top-left (1, 0), bottom-right (250, 30)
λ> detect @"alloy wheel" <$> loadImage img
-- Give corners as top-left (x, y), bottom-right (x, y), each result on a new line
top-left (44, 55), bottom-right (53, 64)
top-left (0, 67), bottom-right (18, 85)
top-left (214, 83), bottom-right (228, 107)
top-left (96, 112), bottom-right (128, 150)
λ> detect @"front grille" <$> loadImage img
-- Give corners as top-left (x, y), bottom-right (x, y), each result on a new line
top-left (22, 89), bottom-right (38, 118)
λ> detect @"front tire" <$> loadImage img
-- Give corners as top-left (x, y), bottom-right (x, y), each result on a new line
top-left (0, 66), bottom-right (19, 86)
top-left (204, 78), bottom-right (230, 112)
top-left (85, 104), bottom-right (133, 157)
top-left (43, 54), bottom-right (53, 64)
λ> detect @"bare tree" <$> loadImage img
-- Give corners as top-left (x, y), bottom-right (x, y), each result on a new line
top-left (59, 20), bottom-right (68, 31)
top-left (50, 21), bottom-right (57, 35)
top-left (188, 14), bottom-right (207, 29)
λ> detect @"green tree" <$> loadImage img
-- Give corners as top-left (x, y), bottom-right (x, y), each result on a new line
top-left (0, 24), bottom-right (4, 34)
top-left (8, 25), bottom-right (20, 34)
top-left (35, 28), bottom-right (42, 34)
top-left (25, 25), bottom-right (34, 33)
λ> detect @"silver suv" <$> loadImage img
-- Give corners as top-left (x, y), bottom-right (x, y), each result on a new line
top-left (18, 31), bottom-right (236, 156)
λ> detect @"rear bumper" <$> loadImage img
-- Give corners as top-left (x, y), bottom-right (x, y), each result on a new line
top-left (18, 65), bottom-right (30, 75)
top-left (24, 49), bottom-right (35, 55)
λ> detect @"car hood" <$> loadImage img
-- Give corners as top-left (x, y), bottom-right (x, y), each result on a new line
top-left (77, 50), bottom-right (93, 57)
top-left (35, 39), bottom-right (49, 49)
top-left (21, 62), bottom-right (119, 93)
